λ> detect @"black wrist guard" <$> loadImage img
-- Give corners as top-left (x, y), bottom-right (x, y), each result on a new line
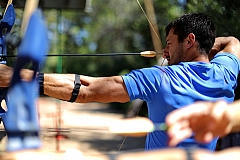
top-left (68, 74), bottom-right (81, 102)
top-left (37, 72), bottom-right (44, 95)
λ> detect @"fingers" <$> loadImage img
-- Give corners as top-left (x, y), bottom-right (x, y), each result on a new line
top-left (194, 101), bottom-right (230, 143)
top-left (166, 100), bottom-right (230, 146)
top-left (162, 49), bottom-right (169, 59)
top-left (194, 131), bottom-right (214, 143)
top-left (166, 103), bottom-right (207, 146)
top-left (208, 100), bottom-right (231, 137)
top-left (167, 120), bottom-right (192, 146)
top-left (166, 102), bottom-right (210, 126)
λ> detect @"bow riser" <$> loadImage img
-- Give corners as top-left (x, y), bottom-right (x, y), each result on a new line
top-left (5, 9), bottom-right (48, 151)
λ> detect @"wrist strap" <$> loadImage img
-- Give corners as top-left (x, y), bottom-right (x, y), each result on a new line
top-left (68, 74), bottom-right (81, 102)
top-left (37, 72), bottom-right (44, 95)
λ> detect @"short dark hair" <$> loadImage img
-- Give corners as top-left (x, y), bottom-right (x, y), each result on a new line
top-left (165, 13), bottom-right (216, 54)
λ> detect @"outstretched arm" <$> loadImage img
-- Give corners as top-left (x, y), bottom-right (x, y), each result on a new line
top-left (165, 100), bottom-right (240, 147)
top-left (0, 64), bottom-right (130, 103)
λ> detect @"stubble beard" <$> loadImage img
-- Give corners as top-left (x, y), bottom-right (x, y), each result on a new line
top-left (170, 44), bottom-right (184, 65)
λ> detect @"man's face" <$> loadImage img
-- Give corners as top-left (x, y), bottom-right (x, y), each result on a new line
top-left (163, 28), bottom-right (184, 65)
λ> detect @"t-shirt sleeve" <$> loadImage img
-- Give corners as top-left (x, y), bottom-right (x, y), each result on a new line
top-left (122, 66), bottom-right (164, 102)
top-left (211, 53), bottom-right (240, 76)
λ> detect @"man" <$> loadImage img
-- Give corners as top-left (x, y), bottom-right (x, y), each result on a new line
top-left (1, 13), bottom-right (240, 151)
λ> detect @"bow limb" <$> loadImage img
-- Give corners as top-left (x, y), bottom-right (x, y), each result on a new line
top-left (20, 0), bottom-right (39, 37)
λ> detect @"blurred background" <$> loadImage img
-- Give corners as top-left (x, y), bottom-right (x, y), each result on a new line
top-left (0, 0), bottom-right (240, 155)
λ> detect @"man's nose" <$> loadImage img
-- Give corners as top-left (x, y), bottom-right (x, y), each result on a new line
top-left (162, 49), bottom-right (169, 58)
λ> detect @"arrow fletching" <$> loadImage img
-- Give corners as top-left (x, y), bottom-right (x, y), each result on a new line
top-left (140, 51), bottom-right (157, 57)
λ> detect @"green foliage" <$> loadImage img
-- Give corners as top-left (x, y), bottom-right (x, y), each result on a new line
top-left (186, 0), bottom-right (240, 39)
top-left (42, 1), bottom-right (159, 75)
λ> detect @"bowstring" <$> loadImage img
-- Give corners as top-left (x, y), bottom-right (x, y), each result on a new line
top-left (136, 0), bottom-right (161, 43)
top-left (136, 0), bottom-right (166, 66)
top-left (117, 0), bottom-right (166, 154)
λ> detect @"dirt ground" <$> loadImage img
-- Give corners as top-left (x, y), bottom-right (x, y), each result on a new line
top-left (0, 97), bottom-right (146, 157)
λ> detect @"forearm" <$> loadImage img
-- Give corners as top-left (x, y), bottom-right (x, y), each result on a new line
top-left (209, 36), bottom-right (240, 59)
top-left (43, 73), bottom-right (74, 101)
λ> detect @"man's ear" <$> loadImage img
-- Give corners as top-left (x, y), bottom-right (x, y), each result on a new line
top-left (186, 33), bottom-right (195, 49)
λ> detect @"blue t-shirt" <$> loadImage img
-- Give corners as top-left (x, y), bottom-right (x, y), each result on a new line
top-left (122, 53), bottom-right (240, 151)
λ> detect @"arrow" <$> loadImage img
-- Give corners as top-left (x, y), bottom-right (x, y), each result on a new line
top-left (1, 51), bottom-right (162, 58)
top-left (41, 117), bottom-right (167, 137)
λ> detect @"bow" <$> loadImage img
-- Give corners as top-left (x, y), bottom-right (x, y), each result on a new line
top-left (3, 0), bottom-right (49, 151)
top-left (0, 0), bottom-right (15, 130)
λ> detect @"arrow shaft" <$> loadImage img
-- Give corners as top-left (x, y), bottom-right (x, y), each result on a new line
top-left (2, 52), bottom-right (162, 57)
